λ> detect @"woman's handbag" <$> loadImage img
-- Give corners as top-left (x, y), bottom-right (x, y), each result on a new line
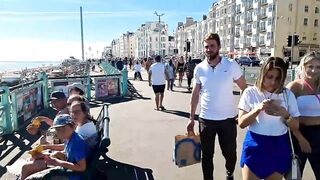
top-left (283, 89), bottom-right (302, 180)
top-left (285, 129), bottom-right (302, 180)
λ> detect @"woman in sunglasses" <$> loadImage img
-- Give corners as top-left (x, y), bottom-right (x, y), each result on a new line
top-left (238, 57), bottom-right (300, 180)
top-left (287, 51), bottom-right (320, 179)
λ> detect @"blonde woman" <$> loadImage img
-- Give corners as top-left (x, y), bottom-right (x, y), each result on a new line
top-left (286, 51), bottom-right (320, 179)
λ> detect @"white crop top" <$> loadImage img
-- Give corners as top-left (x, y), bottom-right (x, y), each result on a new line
top-left (238, 86), bottom-right (300, 136)
top-left (297, 95), bottom-right (320, 116)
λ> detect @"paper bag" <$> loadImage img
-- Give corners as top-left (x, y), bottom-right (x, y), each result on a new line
top-left (173, 133), bottom-right (201, 167)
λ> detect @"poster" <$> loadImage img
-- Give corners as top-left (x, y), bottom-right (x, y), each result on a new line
top-left (16, 85), bottom-right (44, 124)
top-left (95, 77), bottom-right (120, 98)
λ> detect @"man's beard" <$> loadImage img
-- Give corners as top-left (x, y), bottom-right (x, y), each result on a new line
top-left (205, 51), bottom-right (219, 61)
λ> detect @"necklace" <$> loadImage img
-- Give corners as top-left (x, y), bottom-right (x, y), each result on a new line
top-left (263, 91), bottom-right (273, 100)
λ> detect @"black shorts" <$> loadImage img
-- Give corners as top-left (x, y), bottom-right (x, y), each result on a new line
top-left (152, 85), bottom-right (165, 93)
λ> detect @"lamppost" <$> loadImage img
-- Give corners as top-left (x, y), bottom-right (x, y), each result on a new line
top-left (154, 11), bottom-right (164, 56)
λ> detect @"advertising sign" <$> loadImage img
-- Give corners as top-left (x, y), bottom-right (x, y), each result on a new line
top-left (95, 77), bottom-right (120, 99)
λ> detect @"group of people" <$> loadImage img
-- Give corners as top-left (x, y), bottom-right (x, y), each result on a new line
top-left (22, 82), bottom-right (96, 180)
top-left (186, 33), bottom-right (320, 180)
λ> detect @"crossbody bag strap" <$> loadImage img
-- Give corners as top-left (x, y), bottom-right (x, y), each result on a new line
top-left (303, 80), bottom-right (320, 103)
top-left (283, 88), bottom-right (296, 155)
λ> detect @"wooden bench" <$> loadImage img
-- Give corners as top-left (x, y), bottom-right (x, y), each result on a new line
top-left (43, 103), bottom-right (154, 180)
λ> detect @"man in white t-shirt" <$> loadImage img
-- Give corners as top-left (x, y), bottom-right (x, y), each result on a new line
top-left (187, 33), bottom-right (247, 180)
top-left (148, 55), bottom-right (166, 111)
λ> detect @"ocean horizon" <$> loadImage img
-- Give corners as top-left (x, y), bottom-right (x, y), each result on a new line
top-left (0, 61), bottom-right (61, 73)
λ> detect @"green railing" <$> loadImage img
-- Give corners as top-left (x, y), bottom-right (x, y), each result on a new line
top-left (241, 67), bottom-right (296, 86)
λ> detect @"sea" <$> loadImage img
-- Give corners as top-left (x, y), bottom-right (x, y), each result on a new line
top-left (0, 61), bottom-right (61, 73)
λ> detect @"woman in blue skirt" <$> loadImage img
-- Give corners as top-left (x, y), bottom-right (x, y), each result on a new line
top-left (238, 57), bottom-right (300, 180)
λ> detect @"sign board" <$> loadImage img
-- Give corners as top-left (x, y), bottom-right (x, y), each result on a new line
top-left (95, 76), bottom-right (121, 99)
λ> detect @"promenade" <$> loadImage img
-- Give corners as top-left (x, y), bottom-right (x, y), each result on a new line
top-left (0, 66), bottom-right (315, 180)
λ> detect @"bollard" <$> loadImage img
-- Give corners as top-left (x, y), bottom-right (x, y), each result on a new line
top-left (0, 86), bottom-right (13, 134)
top-left (122, 68), bottom-right (128, 96)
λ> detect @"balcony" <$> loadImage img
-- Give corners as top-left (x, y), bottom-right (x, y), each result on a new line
top-left (246, 29), bottom-right (252, 35)
top-left (235, 19), bottom-right (241, 25)
top-left (235, 31), bottom-right (240, 37)
top-left (247, 16), bottom-right (253, 22)
top-left (247, 3), bottom-right (253, 10)
top-left (260, 0), bottom-right (268, 6)
top-left (236, 8), bottom-right (241, 14)
top-left (260, 11), bottom-right (267, 19)
top-left (259, 40), bottom-right (265, 45)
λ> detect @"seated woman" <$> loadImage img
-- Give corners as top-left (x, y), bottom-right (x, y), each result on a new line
top-left (238, 57), bottom-right (300, 180)
top-left (69, 100), bottom-right (98, 149)
top-left (21, 114), bottom-right (90, 180)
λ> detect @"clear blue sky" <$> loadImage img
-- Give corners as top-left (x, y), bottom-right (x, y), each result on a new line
top-left (0, 0), bottom-right (216, 61)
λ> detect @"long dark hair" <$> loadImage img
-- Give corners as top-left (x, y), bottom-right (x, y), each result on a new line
top-left (71, 100), bottom-right (96, 124)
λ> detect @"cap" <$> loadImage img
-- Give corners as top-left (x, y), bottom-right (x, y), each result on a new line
top-left (52, 114), bottom-right (74, 128)
top-left (49, 91), bottom-right (66, 101)
top-left (68, 82), bottom-right (85, 94)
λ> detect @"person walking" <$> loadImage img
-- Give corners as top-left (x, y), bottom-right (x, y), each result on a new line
top-left (286, 51), bottom-right (320, 179)
top-left (175, 56), bottom-right (185, 87)
top-left (238, 57), bottom-right (300, 180)
top-left (165, 59), bottom-right (175, 91)
top-left (187, 33), bottom-right (247, 180)
top-left (184, 56), bottom-right (198, 91)
top-left (134, 61), bottom-right (143, 81)
top-left (148, 55), bottom-right (166, 111)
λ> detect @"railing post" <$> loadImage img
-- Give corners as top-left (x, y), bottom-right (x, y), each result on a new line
top-left (291, 68), bottom-right (296, 81)
top-left (86, 75), bottom-right (92, 100)
top-left (11, 91), bottom-right (18, 131)
top-left (122, 68), bottom-right (128, 96)
top-left (0, 86), bottom-right (12, 134)
top-left (38, 72), bottom-right (49, 108)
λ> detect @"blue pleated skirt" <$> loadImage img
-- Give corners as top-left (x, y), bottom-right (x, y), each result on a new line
top-left (240, 131), bottom-right (291, 179)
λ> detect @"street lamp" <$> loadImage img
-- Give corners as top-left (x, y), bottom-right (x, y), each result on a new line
top-left (154, 11), bottom-right (164, 56)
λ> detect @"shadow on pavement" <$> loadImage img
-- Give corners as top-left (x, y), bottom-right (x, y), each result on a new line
top-left (97, 157), bottom-right (154, 180)
top-left (162, 109), bottom-right (199, 120)
top-left (0, 108), bottom-right (56, 178)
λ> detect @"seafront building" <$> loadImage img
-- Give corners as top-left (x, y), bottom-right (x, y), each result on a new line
top-left (107, 0), bottom-right (320, 62)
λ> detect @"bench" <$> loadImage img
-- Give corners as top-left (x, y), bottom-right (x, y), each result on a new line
top-left (43, 103), bottom-right (154, 180)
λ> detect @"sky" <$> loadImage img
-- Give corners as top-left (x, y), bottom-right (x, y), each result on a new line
top-left (0, 0), bottom-right (216, 61)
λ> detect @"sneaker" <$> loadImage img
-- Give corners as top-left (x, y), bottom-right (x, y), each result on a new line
top-left (226, 174), bottom-right (234, 180)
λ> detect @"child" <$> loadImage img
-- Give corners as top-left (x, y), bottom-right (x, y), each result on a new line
top-left (21, 114), bottom-right (90, 180)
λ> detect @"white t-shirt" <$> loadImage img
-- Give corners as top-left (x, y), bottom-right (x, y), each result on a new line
top-left (194, 57), bottom-right (243, 120)
top-left (76, 121), bottom-right (98, 147)
top-left (134, 64), bottom-right (142, 72)
top-left (149, 62), bottom-right (166, 85)
top-left (238, 86), bottom-right (300, 136)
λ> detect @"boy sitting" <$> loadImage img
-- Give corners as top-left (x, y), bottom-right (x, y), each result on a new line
top-left (21, 114), bottom-right (90, 180)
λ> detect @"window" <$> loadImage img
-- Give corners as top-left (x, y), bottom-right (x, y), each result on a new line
top-left (268, 4), bottom-right (273, 12)
top-left (305, 5), bottom-right (309, 12)
top-left (315, 19), bottom-right (319, 27)
top-left (268, 17), bottom-right (272, 25)
top-left (267, 32), bottom-right (273, 40)
top-left (316, 7), bottom-right (319, 14)
top-left (304, 18), bottom-right (308, 25)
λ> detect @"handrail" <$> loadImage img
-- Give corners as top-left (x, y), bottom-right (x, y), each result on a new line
top-left (9, 79), bottom-right (42, 91)
top-left (48, 74), bottom-right (121, 80)
top-left (96, 103), bottom-right (111, 153)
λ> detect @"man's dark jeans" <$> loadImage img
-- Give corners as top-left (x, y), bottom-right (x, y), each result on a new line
top-left (199, 117), bottom-right (237, 180)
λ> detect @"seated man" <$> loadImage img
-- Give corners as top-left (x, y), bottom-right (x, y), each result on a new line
top-left (21, 114), bottom-right (90, 180)
top-left (26, 91), bottom-right (69, 144)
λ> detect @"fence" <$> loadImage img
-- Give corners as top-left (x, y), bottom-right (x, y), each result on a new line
top-left (241, 66), bottom-right (296, 86)
top-left (0, 63), bottom-right (128, 136)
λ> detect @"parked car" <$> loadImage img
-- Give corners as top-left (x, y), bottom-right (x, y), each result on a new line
top-left (237, 56), bottom-right (260, 66)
